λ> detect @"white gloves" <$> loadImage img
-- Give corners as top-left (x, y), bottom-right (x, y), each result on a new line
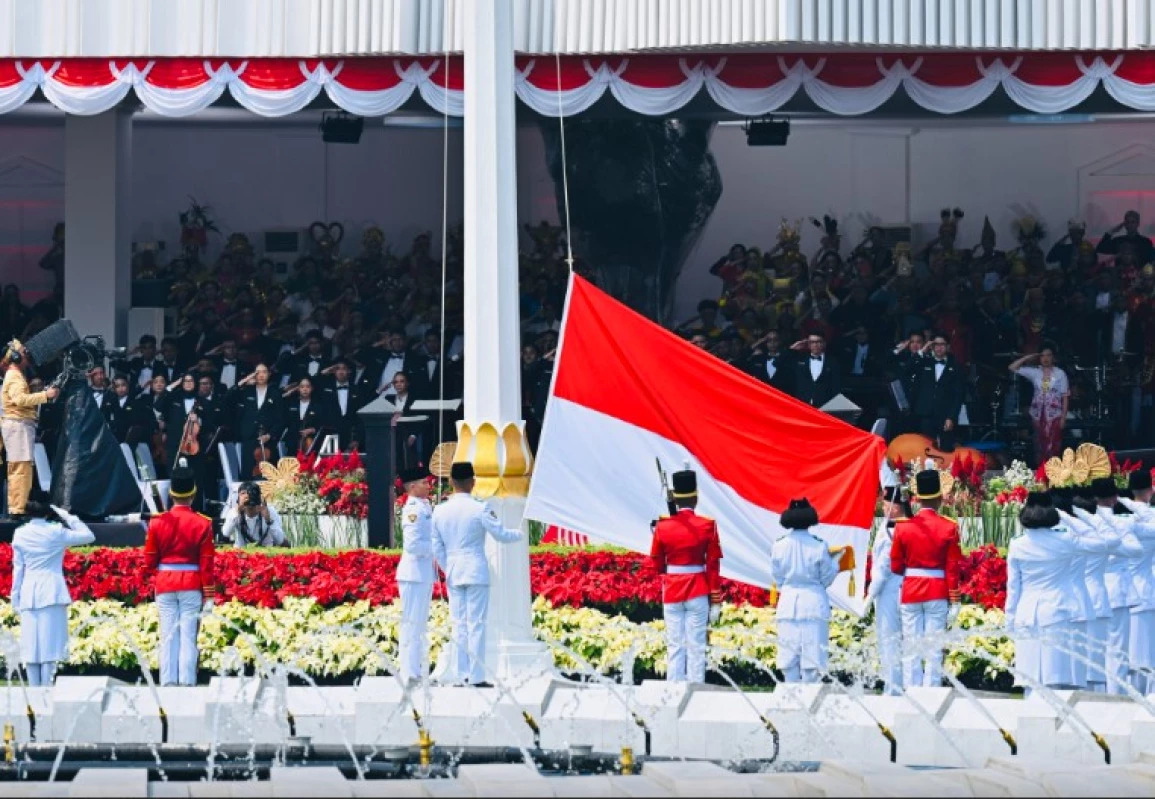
top-left (708, 604), bottom-right (722, 626)
top-left (202, 599), bottom-right (215, 614)
top-left (50, 505), bottom-right (79, 528)
top-left (947, 603), bottom-right (961, 627)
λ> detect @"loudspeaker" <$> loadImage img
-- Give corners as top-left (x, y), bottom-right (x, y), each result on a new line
top-left (23, 319), bottom-right (80, 366)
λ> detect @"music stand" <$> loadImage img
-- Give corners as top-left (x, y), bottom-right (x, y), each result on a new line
top-left (356, 397), bottom-right (400, 547)
top-left (820, 394), bottom-right (863, 425)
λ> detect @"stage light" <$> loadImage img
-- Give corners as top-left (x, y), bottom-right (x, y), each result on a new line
top-left (320, 112), bottom-right (364, 144)
top-left (744, 118), bottom-right (790, 147)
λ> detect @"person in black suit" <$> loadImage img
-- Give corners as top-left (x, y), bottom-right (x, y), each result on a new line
top-left (361, 330), bottom-right (418, 398)
top-left (283, 376), bottom-right (333, 457)
top-left (745, 329), bottom-right (792, 394)
top-left (906, 333), bottom-right (966, 451)
top-left (381, 371), bottom-right (427, 468)
top-left (838, 326), bottom-right (886, 423)
top-left (788, 332), bottom-right (841, 409)
top-left (208, 336), bottom-right (251, 391)
top-left (319, 359), bottom-right (366, 451)
top-left (154, 337), bottom-right (184, 384)
top-left (409, 330), bottom-right (445, 400)
top-left (227, 363), bottom-right (285, 479)
top-left (154, 371), bottom-right (216, 510)
top-left (289, 329), bottom-right (332, 384)
top-left (110, 334), bottom-right (160, 393)
top-left (104, 375), bottom-right (156, 446)
top-left (87, 365), bottom-right (114, 416)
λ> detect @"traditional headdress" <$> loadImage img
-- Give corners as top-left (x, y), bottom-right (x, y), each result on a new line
top-left (1012, 215), bottom-right (1046, 244)
top-left (400, 465), bottom-right (430, 485)
top-left (981, 216), bottom-right (995, 241)
top-left (939, 207), bottom-right (964, 233)
top-left (777, 219), bottom-right (802, 245)
top-left (812, 215), bottom-right (839, 239)
top-left (1068, 218), bottom-right (1087, 231)
top-left (169, 457), bottom-right (197, 499)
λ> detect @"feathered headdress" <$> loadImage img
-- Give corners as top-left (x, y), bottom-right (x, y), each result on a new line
top-left (811, 215), bottom-right (839, 238)
top-left (940, 207), bottom-right (964, 229)
top-left (777, 218), bottom-right (802, 244)
top-left (1013, 215), bottom-right (1046, 243)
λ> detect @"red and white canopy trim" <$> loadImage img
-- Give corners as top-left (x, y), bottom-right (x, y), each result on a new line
top-left (3, 52), bottom-right (1155, 118)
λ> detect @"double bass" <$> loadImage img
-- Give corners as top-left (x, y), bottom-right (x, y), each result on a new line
top-left (885, 433), bottom-right (983, 470)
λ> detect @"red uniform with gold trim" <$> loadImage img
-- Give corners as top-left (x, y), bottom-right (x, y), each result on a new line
top-left (889, 508), bottom-right (962, 604)
top-left (649, 509), bottom-right (723, 604)
top-left (144, 505), bottom-right (216, 600)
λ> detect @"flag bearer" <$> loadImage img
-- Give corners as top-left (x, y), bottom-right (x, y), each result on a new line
top-left (397, 465), bottom-right (437, 684)
top-left (650, 468), bottom-right (724, 683)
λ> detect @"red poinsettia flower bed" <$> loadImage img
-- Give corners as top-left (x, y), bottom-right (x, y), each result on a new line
top-left (957, 544), bottom-right (1008, 610)
top-left (0, 546), bottom-right (772, 611)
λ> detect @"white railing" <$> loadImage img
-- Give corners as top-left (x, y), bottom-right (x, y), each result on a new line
top-left (0, 0), bottom-right (1148, 57)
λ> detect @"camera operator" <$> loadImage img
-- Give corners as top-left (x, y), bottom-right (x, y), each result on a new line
top-left (220, 482), bottom-right (286, 548)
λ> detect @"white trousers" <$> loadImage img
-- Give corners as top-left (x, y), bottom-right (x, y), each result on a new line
top-left (664, 596), bottom-right (709, 683)
top-left (398, 580), bottom-right (434, 682)
top-left (447, 584), bottom-right (489, 685)
top-left (1086, 616), bottom-right (1109, 690)
top-left (157, 590), bottom-right (201, 686)
top-left (901, 600), bottom-right (949, 688)
top-left (1108, 606), bottom-right (1132, 696)
top-left (777, 619), bottom-right (828, 684)
top-left (874, 589), bottom-right (903, 695)
top-left (25, 662), bottom-right (56, 686)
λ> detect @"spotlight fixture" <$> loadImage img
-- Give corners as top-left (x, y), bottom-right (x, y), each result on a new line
top-left (320, 111), bottom-right (364, 144)
top-left (744, 118), bottom-right (790, 147)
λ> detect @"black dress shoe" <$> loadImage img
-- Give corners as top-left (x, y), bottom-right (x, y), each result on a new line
top-left (472, 681), bottom-right (494, 689)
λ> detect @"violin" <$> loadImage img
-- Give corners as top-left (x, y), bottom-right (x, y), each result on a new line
top-left (178, 405), bottom-right (201, 457)
top-left (252, 423), bottom-right (272, 477)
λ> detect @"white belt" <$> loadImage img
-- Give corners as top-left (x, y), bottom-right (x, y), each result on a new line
top-left (667, 564), bottom-right (706, 575)
top-left (906, 568), bottom-right (945, 578)
top-left (158, 564), bottom-right (199, 572)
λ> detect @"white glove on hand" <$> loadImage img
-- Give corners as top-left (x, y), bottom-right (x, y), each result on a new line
top-left (202, 599), bottom-right (215, 614)
top-left (708, 604), bottom-right (722, 626)
top-left (49, 505), bottom-right (77, 527)
top-left (947, 603), bottom-right (961, 627)
top-left (1119, 498), bottom-right (1144, 514)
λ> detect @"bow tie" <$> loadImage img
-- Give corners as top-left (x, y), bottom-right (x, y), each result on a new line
top-left (935, 359), bottom-right (946, 365)
top-left (389, 352), bottom-right (405, 359)
top-left (336, 385), bottom-right (349, 390)
top-left (811, 356), bottom-right (822, 361)
top-left (222, 360), bottom-right (236, 366)
top-left (310, 356), bottom-right (322, 361)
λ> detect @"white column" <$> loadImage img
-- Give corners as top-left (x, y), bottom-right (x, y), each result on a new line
top-left (64, 111), bottom-right (132, 348)
top-left (462, 0), bottom-right (550, 682)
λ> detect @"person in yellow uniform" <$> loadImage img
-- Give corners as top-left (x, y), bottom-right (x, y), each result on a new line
top-left (1, 340), bottom-right (57, 517)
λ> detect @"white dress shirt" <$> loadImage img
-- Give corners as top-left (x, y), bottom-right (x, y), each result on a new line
top-left (334, 384), bottom-right (350, 415)
top-left (378, 353), bottom-right (407, 393)
top-left (808, 356), bottom-right (823, 381)
top-left (256, 386), bottom-right (267, 407)
top-left (298, 399), bottom-right (310, 421)
top-left (852, 344), bottom-right (868, 376)
top-left (219, 361), bottom-right (238, 389)
top-left (222, 503), bottom-right (286, 547)
top-left (934, 360), bottom-right (946, 380)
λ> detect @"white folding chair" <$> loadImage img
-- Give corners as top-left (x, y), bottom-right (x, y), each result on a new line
top-left (32, 443), bottom-right (51, 493)
top-left (120, 443), bottom-right (141, 480)
top-left (219, 441), bottom-right (242, 498)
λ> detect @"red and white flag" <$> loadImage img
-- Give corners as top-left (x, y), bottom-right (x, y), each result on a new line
top-left (525, 275), bottom-right (885, 615)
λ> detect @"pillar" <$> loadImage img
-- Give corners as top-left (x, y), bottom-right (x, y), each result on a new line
top-left (460, 0), bottom-right (550, 681)
top-left (64, 111), bottom-right (132, 348)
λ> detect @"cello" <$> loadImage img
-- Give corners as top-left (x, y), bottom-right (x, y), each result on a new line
top-left (885, 432), bottom-right (983, 470)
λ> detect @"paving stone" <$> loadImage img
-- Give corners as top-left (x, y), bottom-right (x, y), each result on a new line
top-left (69, 767), bottom-right (149, 798)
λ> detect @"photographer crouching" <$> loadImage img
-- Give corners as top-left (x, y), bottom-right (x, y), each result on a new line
top-left (221, 482), bottom-right (286, 548)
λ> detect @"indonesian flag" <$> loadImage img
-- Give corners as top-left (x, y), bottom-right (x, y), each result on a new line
top-left (525, 275), bottom-right (885, 615)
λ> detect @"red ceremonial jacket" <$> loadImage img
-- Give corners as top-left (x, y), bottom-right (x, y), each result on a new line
top-left (649, 509), bottom-right (723, 604)
top-left (144, 505), bottom-right (216, 598)
top-left (889, 508), bottom-right (962, 604)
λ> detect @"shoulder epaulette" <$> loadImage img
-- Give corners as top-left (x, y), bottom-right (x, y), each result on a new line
top-left (197, 513), bottom-right (212, 521)
top-left (697, 514), bottom-right (714, 521)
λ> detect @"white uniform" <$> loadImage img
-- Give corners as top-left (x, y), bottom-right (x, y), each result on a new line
top-left (1005, 521), bottom-right (1116, 689)
top-left (1098, 506), bottom-right (1144, 694)
top-left (431, 493), bottom-right (522, 685)
top-left (397, 495), bottom-right (436, 682)
top-left (1067, 508), bottom-right (1121, 690)
top-left (1118, 498), bottom-right (1155, 692)
top-left (11, 515), bottom-right (95, 685)
top-left (867, 521), bottom-right (904, 694)
top-left (1058, 509), bottom-right (1113, 688)
top-left (768, 529), bottom-right (839, 683)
